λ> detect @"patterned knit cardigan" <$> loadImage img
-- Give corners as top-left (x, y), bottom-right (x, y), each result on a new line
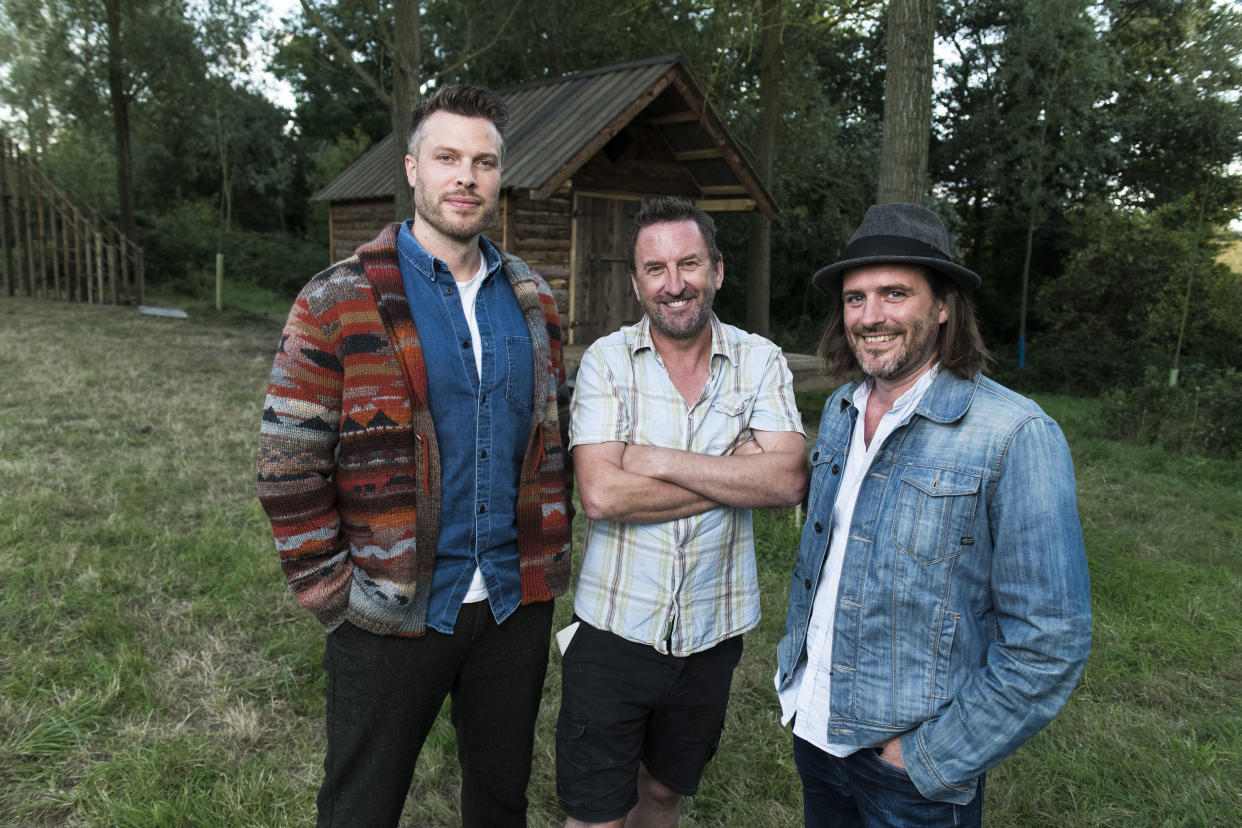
top-left (257, 223), bottom-right (572, 636)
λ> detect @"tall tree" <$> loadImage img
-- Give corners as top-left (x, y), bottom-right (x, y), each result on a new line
top-left (745, 0), bottom-right (783, 337)
top-left (102, 0), bottom-right (136, 242)
top-left (295, 0), bottom-right (529, 219)
top-left (0, 0), bottom-right (202, 238)
top-left (196, 0), bottom-right (264, 238)
top-left (877, 0), bottom-right (935, 203)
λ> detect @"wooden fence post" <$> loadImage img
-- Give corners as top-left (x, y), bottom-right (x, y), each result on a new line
top-left (135, 244), bottom-right (144, 305)
top-left (17, 150), bottom-right (31, 296)
top-left (84, 209), bottom-right (93, 304)
top-left (107, 229), bottom-right (118, 305)
top-left (0, 134), bottom-right (10, 298)
top-left (94, 221), bottom-right (104, 305)
top-left (63, 193), bottom-right (74, 301)
top-left (35, 166), bottom-right (47, 299)
top-left (120, 229), bottom-right (130, 301)
top-left (80, 207), bottom-right (89, 303)
top-left (48, 174), bottom-right (61, 300)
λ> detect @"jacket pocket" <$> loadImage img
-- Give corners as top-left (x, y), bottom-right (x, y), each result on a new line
top-left (891, 467), bottom-right (981, 564)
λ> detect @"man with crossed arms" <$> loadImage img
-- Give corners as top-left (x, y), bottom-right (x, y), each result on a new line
top-left (557, 196), bottom-right (808, 827)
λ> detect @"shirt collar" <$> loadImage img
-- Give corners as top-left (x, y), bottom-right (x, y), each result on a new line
top-left (849, 362), bottom-right (941, 418)
top-left (631, 312), bottom-right (731, 364)
top-left (397, 219), bottom-right (502, 283)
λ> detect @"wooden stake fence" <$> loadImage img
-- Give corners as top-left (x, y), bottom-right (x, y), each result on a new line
top-left (0, 130), bottom-right (144, 305)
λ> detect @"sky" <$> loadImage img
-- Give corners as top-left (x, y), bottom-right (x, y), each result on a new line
top-left (255, 0), bottom-right (299, 110)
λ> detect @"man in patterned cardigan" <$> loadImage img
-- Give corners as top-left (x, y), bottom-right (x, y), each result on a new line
top-left (257, 85), bottom-right (572, 827)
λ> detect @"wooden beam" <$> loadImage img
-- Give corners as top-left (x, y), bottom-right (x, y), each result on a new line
top-left (567, 192), bottom-right (579, 345)
top-left (695, 198), bottom-right (757, 213)
top-left (698, 185), bottom-right (749, 196)
top-left (674, 148), bottom-right (725, 161)
top-left (647, 111), bottom-right (699, 125)
top-left (667, 71), bottom-right (779, 220)
top-left (573, 189), bottom-right (646, 202)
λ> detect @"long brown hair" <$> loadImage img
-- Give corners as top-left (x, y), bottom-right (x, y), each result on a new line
top-left (817, 267), bottom-right (990, 381)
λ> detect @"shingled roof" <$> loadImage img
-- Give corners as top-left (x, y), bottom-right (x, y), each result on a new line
top-left (313, 54), bottom-right (776, 218)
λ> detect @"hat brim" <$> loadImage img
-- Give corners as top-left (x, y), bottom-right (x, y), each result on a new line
top-left (812, 255), bottom-right (982, 296)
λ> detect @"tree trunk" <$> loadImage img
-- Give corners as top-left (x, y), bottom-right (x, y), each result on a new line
top-left (391, 0), bottom-right (421, 220)
top-left (104, 0), bottom-right (138, 243)
top-left (216, 98), bottom-right (233, 240)
top-left (746, 0), bottom-right (783, 338)
top-left (877, 0), bottom-right (935, 204)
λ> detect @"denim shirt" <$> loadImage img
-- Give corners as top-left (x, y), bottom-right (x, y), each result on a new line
top-left (396, 223), bottom-right (534, 632)
top-left (776, 370), bottom-right (1092, 805)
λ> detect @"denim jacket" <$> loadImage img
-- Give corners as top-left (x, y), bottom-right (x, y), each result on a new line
top-left (776, 370), bottom-right (1091, 804)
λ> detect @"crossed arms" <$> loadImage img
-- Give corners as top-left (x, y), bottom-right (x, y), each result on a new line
top-left (575, 429), bottom-right (808, 524)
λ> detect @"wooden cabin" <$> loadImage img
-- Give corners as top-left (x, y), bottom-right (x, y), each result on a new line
top-left (314, 55), bottom-right (777, 346)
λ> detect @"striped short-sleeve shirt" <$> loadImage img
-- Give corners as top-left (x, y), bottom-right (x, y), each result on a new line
top-left (569, 314), bottom-right (804, 655)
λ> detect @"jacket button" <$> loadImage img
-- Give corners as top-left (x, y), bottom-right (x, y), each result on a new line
top-left (814, 522), bottom-right (823, 533)
top-left (812, 450), bottom-right (819, 461)
top-left (832, 464), bottom-right (840, 474)
top-left (804, 578), bottom-right (812, 590)
top-left (461, 341), bottom-right (470, 349)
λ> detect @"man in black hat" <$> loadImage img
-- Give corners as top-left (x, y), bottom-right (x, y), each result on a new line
top-left (774, 203), bottom-right (1092, 826)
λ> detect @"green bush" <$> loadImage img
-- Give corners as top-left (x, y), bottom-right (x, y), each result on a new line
top-left (989, 330), bottom-right (1166, 396)
top-left (139, 200), bottom-right (327, 300)
top-left (1100, 364), bottom-right (1242, 459)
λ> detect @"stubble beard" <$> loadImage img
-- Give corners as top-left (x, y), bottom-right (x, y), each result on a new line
top-left (851, 316), bottom-right (938, 382)
top-left (645, 285), bottom-right (715, 341)
top-left (414, 185), bottom-right (499, 244)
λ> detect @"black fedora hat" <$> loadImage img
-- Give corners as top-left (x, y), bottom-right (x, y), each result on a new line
top-left (812, 203), bottom-right (981, 295)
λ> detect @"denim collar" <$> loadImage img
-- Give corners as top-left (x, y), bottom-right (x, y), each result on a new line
top-left (396, 218), bottom-right (503, 284)
top-left (841, 368), bottom-right (980, 425)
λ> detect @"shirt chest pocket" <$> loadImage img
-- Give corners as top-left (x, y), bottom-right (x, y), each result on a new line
top-left (703, 392), bottom-right (753, 453)
top-left (891, 467), bottom-right (981, 564)
top-left (504, 335), bottom-right (534, 413)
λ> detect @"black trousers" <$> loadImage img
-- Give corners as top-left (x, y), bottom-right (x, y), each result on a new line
top-left (316, 599), bottom-right (555, 828)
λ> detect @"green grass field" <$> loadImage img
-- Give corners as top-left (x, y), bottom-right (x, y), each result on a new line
top-left (2, 296), bottom-right (1239, 826)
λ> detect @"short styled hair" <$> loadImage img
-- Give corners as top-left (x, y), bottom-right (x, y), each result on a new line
top-left (406, 84), bottom-right (510, 159)
top-left (817, 266), bottom-right (990, 381)
top-left (627, 196), bottom-right (721, 274)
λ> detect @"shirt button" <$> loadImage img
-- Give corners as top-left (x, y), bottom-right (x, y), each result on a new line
top-left (814, 522), bottom-right (823, 533)
top-left (832, 464), bottom-right (840, 474)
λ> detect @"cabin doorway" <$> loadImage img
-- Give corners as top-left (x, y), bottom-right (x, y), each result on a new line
top-left (570, 194), bottom-right (644, 346)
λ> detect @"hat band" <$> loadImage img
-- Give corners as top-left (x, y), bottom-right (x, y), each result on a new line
top-left (841, 234), bottom-right (952, 263)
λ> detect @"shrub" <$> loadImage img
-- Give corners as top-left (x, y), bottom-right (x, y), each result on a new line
top-left (1100, 364), bottom-right (1242, 459)
top-left (139, 200), bottom-right (327, 300)
top-left (988, 329), bottom-right (1165, 396)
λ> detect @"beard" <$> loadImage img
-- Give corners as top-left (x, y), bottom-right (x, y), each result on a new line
top-left (643, 283), bottom-right (716, 341)
top-left (414, 185), bottom-right (499, 244)
top-left (849, 315), bottom-right (939, 383)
